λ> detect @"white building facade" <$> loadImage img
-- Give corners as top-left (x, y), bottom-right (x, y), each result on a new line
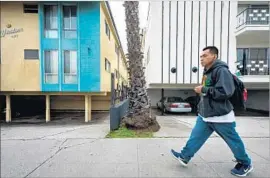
top-left (144, 1), bottom-right (269, 112)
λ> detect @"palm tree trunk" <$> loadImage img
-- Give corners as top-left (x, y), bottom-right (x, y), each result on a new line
top-left (123, 1), bottom-right (159, 131)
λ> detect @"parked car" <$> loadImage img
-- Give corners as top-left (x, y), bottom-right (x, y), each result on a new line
top-left (184, 96), bottom-right (200, 113)
top-left (157, 97), bottom-right (192, 113)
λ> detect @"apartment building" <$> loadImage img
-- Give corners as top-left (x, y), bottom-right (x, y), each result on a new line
top-left (0, 1), bottom-right (128, 122)
top-left (143, 1), bottom-right (269, 112)
top-left (236, 1), bottom-right (269, 111)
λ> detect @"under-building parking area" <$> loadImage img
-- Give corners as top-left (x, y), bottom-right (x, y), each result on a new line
top-left (0, 94), bottom-right (110, 125)
top-left (0, 95), bottom-right (45, 123)
top-left (11, 95), bottom-right (45, 119)
top-left (148, 88), bottom-right (269, 117)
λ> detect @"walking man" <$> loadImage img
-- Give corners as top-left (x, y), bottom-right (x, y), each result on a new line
top-left (171, 46), bottom-right (253, 177)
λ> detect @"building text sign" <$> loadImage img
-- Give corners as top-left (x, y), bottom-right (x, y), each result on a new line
top-left (0, 27), bottom-right (24, 38)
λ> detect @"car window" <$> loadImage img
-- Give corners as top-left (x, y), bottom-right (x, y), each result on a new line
top-left (160, 97), bottom-right (166, 102)
top-left (167, 97), bottom-right (184, 102)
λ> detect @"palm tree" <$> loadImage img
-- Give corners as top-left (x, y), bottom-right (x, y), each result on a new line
top-left (122, 1), bottom-right (159, 131)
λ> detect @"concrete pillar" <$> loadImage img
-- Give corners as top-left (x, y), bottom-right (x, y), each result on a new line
top-left (46, 95), bottom-right (50, 122)
top-left (85, 95), bottom-right (92, 122)
top-left (5, 95), bottom-right (11, 122)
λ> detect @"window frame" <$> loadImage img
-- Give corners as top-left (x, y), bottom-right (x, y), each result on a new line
top-left (105, 20), bottom-right (110, 40)
top-left (115, 44), bottom-right (119, 54)
top-left (114, 69), bottom-right (119, 79)
top-left (63, 50), bottom-right (78, 84)
top-left (44, 50), bottom-right (59, 84)
top-left (105, 58), bottom-right (111, 73)
top-left (24, 49), bottom-right (39, 60)
top-left (44, 4), bottom-right (59, 38)
top-left (23, 4), bottom-right (38, 13)
top-left (62, 5), bottom-right (77, 39)
top-left (236, 47), bottom-right (269, 75)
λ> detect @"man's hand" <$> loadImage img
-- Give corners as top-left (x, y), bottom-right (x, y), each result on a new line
top-left (194, 85), bottom-right (203, 94)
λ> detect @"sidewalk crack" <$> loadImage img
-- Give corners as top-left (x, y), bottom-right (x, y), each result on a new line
top-left (23, 138), bottom-right (100, 178)
top-left (246, 147), bottom-right (270, 162)
top-left (23, 139), bottom-right (67, 178)
top-left (137, 143), bottom-right (140, 178)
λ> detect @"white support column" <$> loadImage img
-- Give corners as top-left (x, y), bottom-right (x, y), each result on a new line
top-left (5, 95), bottom-right (11, 123)
top-left (46, 95), bottom-right (50, 122)
top-left (85, 95), bottom-right (92, 122)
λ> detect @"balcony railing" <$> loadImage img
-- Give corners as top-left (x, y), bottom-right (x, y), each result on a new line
top-left (236, 58), bottom-right (270, 76)
top-left (237, 8), bottom-right (270, 28)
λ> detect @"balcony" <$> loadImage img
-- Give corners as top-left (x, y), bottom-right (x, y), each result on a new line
top-left (236, 58), bottom-right (269, 89)
top-left (236, 7), bottom-right (269, 37)
top-left (237, 48), bottom-right (269, 75)
top-left (236, 59), bottom-right (269, 76)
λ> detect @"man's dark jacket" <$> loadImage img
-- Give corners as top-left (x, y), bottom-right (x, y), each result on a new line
top-left (198, 60), bottom-right (235, 118)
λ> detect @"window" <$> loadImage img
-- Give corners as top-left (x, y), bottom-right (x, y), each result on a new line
top-left (44, 50), bottom-right (58, 83)
top-left (168, 97), bottom-right (184, 102)
top-left (237, 48), bottom-right (269, 75)
top-left (64, 50), bottom-right (77, 84)
top-left (44, 5), bottom-right (58, 38)
top-left (250, 5), bottom-right (269, 9)
top-left (24, 49), bottom-right (39, 60)
top-left (105, 58), bottom-right (111, 72)
top-left (23, 4), bottom-right (38, 13)
top-left (63, 5), bottom-right (77, 38)
top-left (115, 44), bottom-right (119, 54)
top-left (115, 69), bottom-right (119, 78)
top-left (115, 44), bottom-right (120, 59)
top-left (105, 20), bottom-right (110, 40)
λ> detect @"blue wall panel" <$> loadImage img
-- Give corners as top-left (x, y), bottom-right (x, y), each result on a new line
top-left (78, 1), bottom-right (100, 92)
top-left (39, 1), bottom-right (101, 92)
top-left (62, 39), bottom-right (77, 50)
top-left (42, 40), bottom-right (59, 50)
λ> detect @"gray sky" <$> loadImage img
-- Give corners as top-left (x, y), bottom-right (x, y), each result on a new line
top-left (109, 1), bottom-right (149, 54)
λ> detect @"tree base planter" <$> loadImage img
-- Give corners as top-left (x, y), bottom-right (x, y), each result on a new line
top-left (106, 126), bottom-right (154, 138)
top-left (122, 109), bottom-right (160, 132)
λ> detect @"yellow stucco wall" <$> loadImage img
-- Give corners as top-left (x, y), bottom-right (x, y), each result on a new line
top-left (0, 2), bottom-right (40, 92)
top-left (51, 95), bottom-right (110, 111)
top-left (100, 2), bottom-right (128, 92)
top-left (92, 95), bottom-right (111, 111)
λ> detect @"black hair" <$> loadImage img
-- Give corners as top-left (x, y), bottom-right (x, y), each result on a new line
top-left (203, 46), bottom-right (219, 56)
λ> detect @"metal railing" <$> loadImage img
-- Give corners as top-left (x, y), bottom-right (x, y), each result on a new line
top-left (110, 73), bottom-right (129, 107)
top-left (236, 58), bottom-right (270, 76)
top-left (236, 8), bottom-right (270, 28)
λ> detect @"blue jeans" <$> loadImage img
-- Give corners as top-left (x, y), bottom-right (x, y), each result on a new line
top-left (181, 116), bottom-right (251, 166)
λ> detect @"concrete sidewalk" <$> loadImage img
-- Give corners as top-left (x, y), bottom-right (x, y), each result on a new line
top-left (154, 116), bottom-right (270, 138)
top-left (1, 138), bottom-right (269, 177)
top-left (1, 116), bottom-right (269, 178)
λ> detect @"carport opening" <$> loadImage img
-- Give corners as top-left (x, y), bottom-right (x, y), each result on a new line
top-left (50, 95), bottom-right (85, 123)
top-left (50, 95), bottom-right (109, 123)
top-left (0, 95), bottom-right (6, 121)
top-left (11, 95), bottom-right (45, 121)
top-left (150, 89), bottom-right (269, 117)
